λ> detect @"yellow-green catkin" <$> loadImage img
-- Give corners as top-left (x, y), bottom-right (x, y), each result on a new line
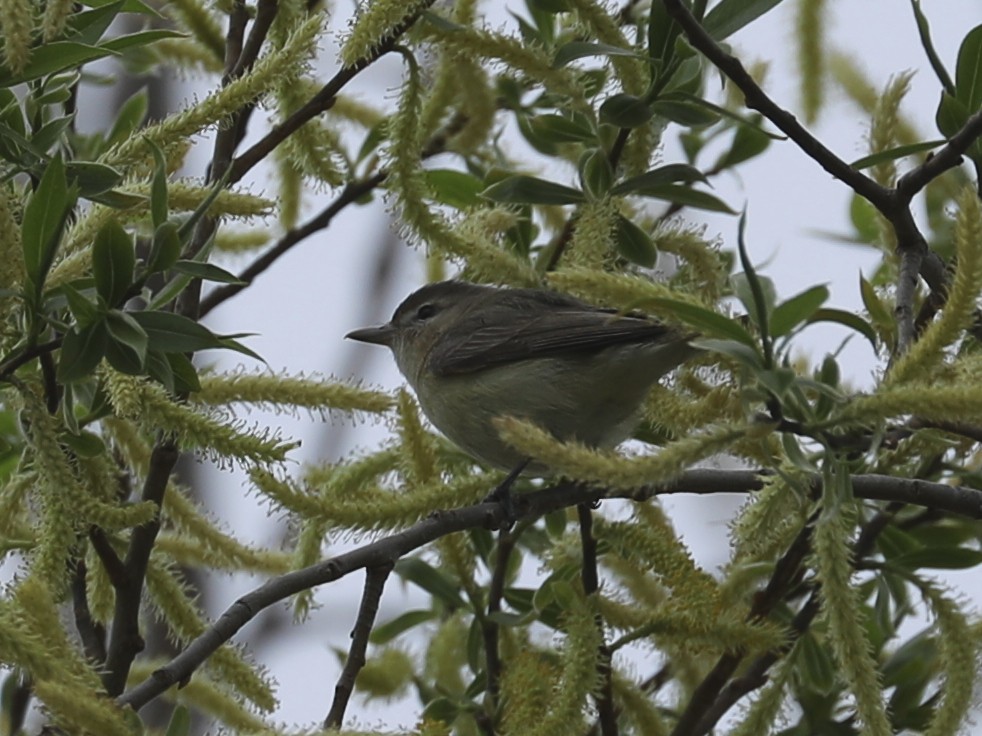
top-left (105, 14), bottom-right (321, 167)
top-left (194, 370), bottom-right (393, 415)
top-left (340, 0), bottom-right (433, 66)
top-left (567, 198), bottom-right (617, 269)
top-left (41, 0), bottom-right (72, 40)
top-left (796, 0), bottom-right (826, 124)
top-left (547, 267), bottom-right (710, 317)
top-left (500, 650), bottom-right (560, 735)
top-left (354, 647), bottom-right (414, 699)
top-left (524, 602), bottom-right (601, 736)
top-left (165, 0), bottom-right (225, 62)
top-left (396, 389), bottom-right (438, 486)
top-left (419, 22), bottom-right (583, 104)
top-left (869, 71), bottom-right (914, 188)
top-left (919, 582), bottom-right (977, 736)
top-left (105, 370), bottom-right (293, 466)
top-left (729, 651), bottom-right (794, 736)
top-left (425, 615), bottom-right (469, 696)
top-left (888, 186), bottom-right (982, 385)
top-left (0, 184), bottom-right (23, 291)
top-left (0, 0), bottom-right (34, 73)
top-left (495, 416), bottom-right (750, 490)
top-left (144, 559), bottom-right (277, 712)
top-left (386, 50), bottom-right (538, 285)
top-left (813, 494), bottom-right (891, 736)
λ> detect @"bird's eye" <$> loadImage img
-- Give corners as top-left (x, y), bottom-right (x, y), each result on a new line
top-left (416, 303), bottom-right (437, 320)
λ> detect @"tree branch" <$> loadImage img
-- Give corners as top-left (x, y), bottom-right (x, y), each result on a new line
top-left (117, 468), bottom-right (982, 711)
top-left (323, 563), bottom-right (394, 729)
top-left (659, 0), bottom-right (888, 207)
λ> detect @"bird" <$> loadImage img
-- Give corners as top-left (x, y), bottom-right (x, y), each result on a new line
top-left (346, 281), bottom-right (698, 478)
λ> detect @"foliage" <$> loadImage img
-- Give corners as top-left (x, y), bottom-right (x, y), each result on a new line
top-left (0, 0), bottom-right (980, 735)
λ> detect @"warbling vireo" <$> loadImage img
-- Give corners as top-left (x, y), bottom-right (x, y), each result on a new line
top-left (346, 281), bottom-right (698, 475)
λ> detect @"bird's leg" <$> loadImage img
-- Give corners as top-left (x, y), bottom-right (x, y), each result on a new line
top-left (483, 458), bottom-right (530, 523)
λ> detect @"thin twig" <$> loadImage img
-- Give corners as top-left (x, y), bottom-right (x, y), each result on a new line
top-left (228, 7), bottom-right (432, 185)
top-left (578, 503), bottom-right (618, 736)
top-left (324, 563), bottom-right (394, 729)
top-left (71, 558), bottom-right (106, 665)
top-left (0, 338), bottom-right (62, 381)
top-left (199, 171), bottom-right (386, 316)
top-left (897, 109), bottom-right (982, 200)
top-left (484, 528), bottom-right (514, 708)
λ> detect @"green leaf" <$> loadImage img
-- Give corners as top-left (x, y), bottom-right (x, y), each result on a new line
top-left (849, 194), bottom-right (880, 244)
top-left (890, 547), bottom-right (982, 570)
top-left (703, 0), bottom-right (785, 41)
top-left (647, 0), bottom-right (682, 68)
top-left (99, 28), bottom-right (183, 53)
top-left (614, 215), bottom-right (656, 267)
top-left (798, 632), bottom-right (837, 694)
top-left (147, 221), bottom-right (182, 274)
top-left (650, 99), bottom-right (720, 126)
top-left (424, 169), bottom-right (484, 208)
top-left (106, 89), bottom-right (148, 148)
top-left (644, 298), bottom-right (758, 347)
top-left (806, 308), bottom-right (879, 352)
top-left (936, 91), bottom-right (965, 138)
top-left (393, 558), bottom-right (467, 609)
top-left (369, 609), bottom-right (436, 644)
top-left (31, 115), bottom-right (74, 153)
top-left (67, 161), bottom-right (123, 197)
top-left (691, 337), bottom-right (763, 369)
top-left (0, 42), bottom-right (116, 87)
top-left (144, 349), bottom-right (174, 393)
top-left (611, 163), bottom-right (708, 195)
top-left (954, 24), bottom-right (982, 112)
top-left (62, 283), bottom-right (101, 327)
top-left (164, 704), bottom-right (191, 736)
top-left (553, 40), bottom-right (640, 67)
top-left (422, 697), bottom-right (459, 725)
top-left (714, 123), bottom-right (771, 171)
top-left (849, 139), bottom-right (946, 170)
top-left (527, 114), bottom-right (595, 143)
top-left (170, 260), bottom-right (245, 285)
top-left (165, 351), bottom-right (201, 393)
top-left (578, 148), bottom-right (612, 199)
top-left (147, 139), bottom-right (168, 228)
top-left (482, 175), bottom-right (585, 205)
top-left (106, 309), bottom-right (148, 364)
top-left (625, 183), bottom-right (735, 213)
top-left (22, 154), bottom-right (73, 297)
top-left (59, 429), bottom-right (106, 458)
top-left (69, 1), bottom-right (126, 45)
top-left (859, 274), bottom-right (895, 348)
top-left (770, 285), bottom-right (829, 337)
top-left (58, 321), bottom-right (108, 382)
top-left (92, 220), bottom-right (135, 306)
top-left (599, 94), bottom-right (654, 128)
top-left (129, 310), bottom-right (229, 354)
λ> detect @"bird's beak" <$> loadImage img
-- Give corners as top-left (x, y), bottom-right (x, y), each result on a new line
top-left (346, 324), bottom-right (397, 346)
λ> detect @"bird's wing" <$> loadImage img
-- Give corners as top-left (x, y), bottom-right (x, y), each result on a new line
top-left (427, 306), bottom-right (674, 376)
